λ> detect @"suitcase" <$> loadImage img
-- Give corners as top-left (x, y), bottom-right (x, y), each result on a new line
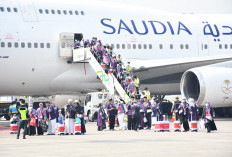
top-left (10, 124), bottom-right (18, 134)
top-left (190, 114), bottom-right (198, 132)
top-left (75, 123), bottom-right (81, 135)
top-left (174, 121), bottom-right (181, 132)
top-left (162, 114), bottom-right (170, 132)
top-left (155, 121), bottom-right (164, 132)
top-left (58, 123), bottom-right (65, 135)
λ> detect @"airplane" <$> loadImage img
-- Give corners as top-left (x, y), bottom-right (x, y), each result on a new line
top-left (0, 0), bottom-right (232, 108)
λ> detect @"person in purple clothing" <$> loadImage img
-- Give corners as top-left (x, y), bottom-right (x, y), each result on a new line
top-left (126, 96), bottom-right (134, 130)
top-left (131, 100), bottom-right (140, 131)
top-left (139, 100), bottom-right (145, 130)
top-left (106, 99), bottom-right (116, 131)
top-left (97, 103), bottom-right (106, 131)
top-left (188, 98), bottom-right (199, 122)
top-left (144, 97), bottom-right (152, 130)
top-left (47, 102), bottom-right (57, 135)
top-left (36, 103), bottom-right (47, 135)
top-left (117, 100), bottom-right (126, 130)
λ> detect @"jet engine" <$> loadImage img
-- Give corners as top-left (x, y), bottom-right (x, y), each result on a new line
top-left (180, 67), bottom-right (232, 107)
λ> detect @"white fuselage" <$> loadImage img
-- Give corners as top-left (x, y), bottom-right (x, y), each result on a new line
top-left (0, 0), bottom-right (232, 96)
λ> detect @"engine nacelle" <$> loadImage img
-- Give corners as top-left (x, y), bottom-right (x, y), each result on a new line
top-left (180, 67), bottom-right (232, 107)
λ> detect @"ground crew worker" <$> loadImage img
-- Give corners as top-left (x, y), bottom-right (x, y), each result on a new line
top-left (171, 97), bottom-right (181, 120)
top-left (133, 75), bottom-right (140, 95)
top-left (117, 54), bottom-right (122, 66)
top-left (9, 101), bottom-right (18, 117)
top-left (126, 62), bottom-right (132, 75)
top-left (17, 99), bottom-right (30, 139)
top-left (143, 87), bottom-right (151, 101)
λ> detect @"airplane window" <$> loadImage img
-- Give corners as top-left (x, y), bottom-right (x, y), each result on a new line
top-left (57, 10), bottom-right (61, 14)
top-left (111, 44), bottom-right (114, 49)
top-left (219, 44), bottom-right (222, 49)
top-left (69, 10), bottom-right (73, 15)
top-left (13, 8), bottom-right (18, 12)
top-left (138, 44), bottom-right (141, 49)
top-left (47, 43), bottom-right (50, 48)
top-left (133, 44), bottom-right (136, 49)
top-left (45, 9), bottom-right (49, 14)
top-left (204, 44), bottom-right (208, 49)
top-left (81, 11), bottom-right (84, 15)
top-left (170, 44), bottom-right (173, 49)
top-left (230, 44), bottom-right (232, 49)
top-left (180, 44), bottom-right (184, 49)
top-left (14, 42), bottom-right (18, 48)
top-left (0, 7), bottom-right (4, 12)
top-left (39, 9), bottom-right (43, 14)
top-left (225, 44), bottom-right (228, 49)
top-left (1, 42), bottom-right (5, 47)
top-left (144, 44), bottom-right (147, 49)
top-left (116, 44), bottom-right (120, 49)
top-left (40, 43), bottom-right (44, 48)
top-left (51, 10), bottom-right (55, 14)
top-left (34, 43), bottom-right (38, 48)
top-left (127, 44), bottom-right (131, 49)
top-left (21, 42), bottom-right (25, 48)
top-left (7, 7), bottom-right (11, 12)
top-left (122, 44), bottom-right (125, 49)
top-left (149, 44), bottom-right (152, 49)
top-left (75, 11), bottom-right (79, 15)
top-left (159, 44), bottom-right (163, 49)
top-left (8, 42), bottom-right (12, 48)
top-left (185, 44), bottom-right (189, 49)
top-left (28, 43), bottom-right (32, 48)
top-left (63, 10), bottom-right (67, 15)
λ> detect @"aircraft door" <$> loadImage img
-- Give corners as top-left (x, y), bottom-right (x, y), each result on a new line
top-left (18, 0), bottom-right (38, 22)
top-left (198, 36), bottom-right (209, 56)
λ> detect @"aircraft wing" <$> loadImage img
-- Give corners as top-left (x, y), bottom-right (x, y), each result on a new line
top-left (130, 55), bottom-right (232, 94)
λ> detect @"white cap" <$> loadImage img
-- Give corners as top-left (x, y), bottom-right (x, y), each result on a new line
top-left (68, 99), bottom-right (72, 102)
top-left (74, 100), bottom-right (79, 103)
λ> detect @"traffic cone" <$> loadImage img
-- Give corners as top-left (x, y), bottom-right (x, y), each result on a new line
top-left (172, 112), bottom-right (175, 122)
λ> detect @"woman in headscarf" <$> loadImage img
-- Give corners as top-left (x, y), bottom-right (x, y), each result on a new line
top-left (36, 103), bottom-right (47, 135)
top-left (97, 103), bottom-right (106, 131)
top-left (188, 98), bottom-right (199, 122)
top-left (202, 101), bottom-right (217, 133)
top-left (74, 100), bottom-right (86, 134)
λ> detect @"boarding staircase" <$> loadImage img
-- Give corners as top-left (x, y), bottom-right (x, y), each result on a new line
top-left (73, 48), bottom-right (130, 104)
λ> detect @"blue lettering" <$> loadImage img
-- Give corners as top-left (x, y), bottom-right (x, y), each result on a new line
top-left (131, 20), bottom-right (148, 35)
top-left (178, 22), bottom-right (192, 35)
top-left (101, 18), bottom-right (116, 34)
top-left (148, 21), bottom-right (166, 35)
top-left (167, 21), bottom-right (175, 35)
top-left (118, 19), bottom-right (133, 34)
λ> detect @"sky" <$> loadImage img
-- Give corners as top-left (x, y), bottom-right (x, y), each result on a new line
top-left (98, 0), bottom-right (232, 14)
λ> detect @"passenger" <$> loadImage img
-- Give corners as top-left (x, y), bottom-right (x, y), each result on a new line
top-left (106, 99), bottom-right (116, 131)
top-left (36, 103), bottom-right (47, 135)
top-left (143, 87), bottom-right (151, 101)
top-left (47, 102), bottom-right (57, 135)
top-left (116, 64), bottom-right (123, 83)
top-left (84, 39), bottom-right (90, 48)
top-left (144, 97), bottom-right (152, 130)
top-left (153, 99), bottom-right (163, 121)
top-left (74, 40), bottom-right (81, 49)
top-left (9, 101), bottom-right (18, 117)
top-left (91, 37), bottom-right (97, 47)
top-left (10, 114), bottom-right (19, 124)
top-left (122, 68), bottom-right (128, 80)
top-left (117, 100), bottom-right (126, 130)
top-left (97, 103), bottom-right (106, 131)
top-left (131, 100), bottom-right (140, 131)
top-left (110, 56), bottom-right (118, 76)
top-left (127, 82), bottom-right (136, 97)
top-left (54, 104), bottom-right (59, 123)
top-left (188, 98), bottom-right (199, 122)
top-left (28, 104), bottom-right (36, 136)
top-left (61, 99), bottom-right (76, 135)
top-left (103, 51), bottom-right (111, 69)
top-left (107, 46), bottom-right (112, 56)
top-left (45, 101), bottom-right (50, 119)
top-left (178, 98), bottom-right (190, 132)
top-left (117, 54), bottom-right (122, 66)
top-left (74, 100), bottom-right (86, 134)
top-left (126, 62), bottom-right (132, 75)
top-left (126, 96), bottom-right (134, 130)
top-left (17, 99), bottom-right (30, 139)
top-left (29, 112), bottom-right (36, 136)
top-left (202, 101), bottom-right (217, 133)
top-left (139, 99), bottom-right (145, 130)
top-left (133, 75), bottom-right (140, 95)
top-left (171, 96), bottom-right (181, 121)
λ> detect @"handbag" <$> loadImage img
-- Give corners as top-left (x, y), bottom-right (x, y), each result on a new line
top-left (143, 117), bottom-right (147, 123)
top-left (200, 120), bottom-right (205, 129)
top-left (30, 117), bottom-right (36, 127)
top-left (123, 115), bottom-right (128, 122)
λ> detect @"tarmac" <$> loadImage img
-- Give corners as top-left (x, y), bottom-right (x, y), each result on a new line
top-left (0, 119), bottom-right (232, 157)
